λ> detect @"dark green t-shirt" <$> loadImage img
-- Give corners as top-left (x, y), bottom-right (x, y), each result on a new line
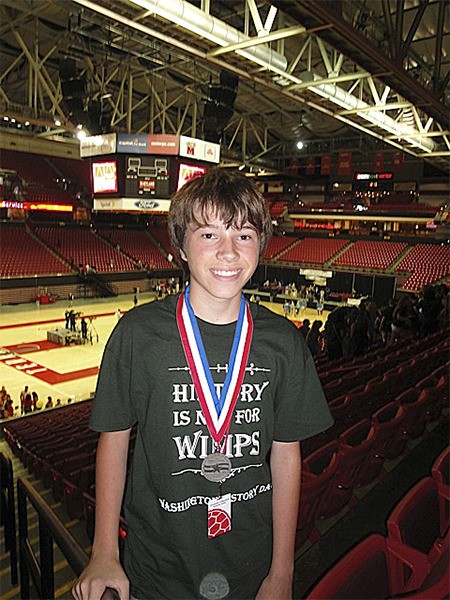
top-left (90, 294), bottom-right (333, 599)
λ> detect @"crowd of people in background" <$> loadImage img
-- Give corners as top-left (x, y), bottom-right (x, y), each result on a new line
top-left (0, 384), bottom-right (68, 420)
top-left (323, 282), bottom-right (448, 361)
top-left (257, 278), bottom-right (448, 361)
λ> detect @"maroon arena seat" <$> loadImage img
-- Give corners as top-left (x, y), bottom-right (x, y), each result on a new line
top-left (371, 402), bottom-right (407, 461)
top-left (297, 441), bottom-right (339, 545)
top-left (306, 533), bottom-right (432, 599)
top-left (387, 477), bottom-right (448, 591)
top-left (315, 419), bottom-right (375, 520)
top-left (397, 389), bottom-right (428, 440)
top-left (388, 542), bottom-right (449, 600)
top-left (431, 446), bottom-right (450, 537)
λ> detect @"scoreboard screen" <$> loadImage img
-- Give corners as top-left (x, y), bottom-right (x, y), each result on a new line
top-left (92, 159), bottom-right (119, 194)
top-left (177, 163), bottom-right (207, 191)
top-left (125, 155), bottom-right (171, 198)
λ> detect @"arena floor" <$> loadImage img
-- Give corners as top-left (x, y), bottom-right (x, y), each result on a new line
top-left (0, 292), bottom-right (329, 415)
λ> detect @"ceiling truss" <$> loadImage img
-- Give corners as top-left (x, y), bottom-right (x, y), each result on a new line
top-left (0, 0), bottom-right (448, 175)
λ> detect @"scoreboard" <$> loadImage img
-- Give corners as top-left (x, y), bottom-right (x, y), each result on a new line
top-left (83, 133), bottom-right (219, 213)
top-left (125, 155), bottom-right (170, 198)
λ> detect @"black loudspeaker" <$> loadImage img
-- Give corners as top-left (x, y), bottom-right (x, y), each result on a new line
top-left (204, 72), bottom-right (239, 142)
top-left (59, 58), bottom-right (77, 80)
top-left (60, 58), bottom-right (87, 102)
top-left (61, 79), bottom-right (86, 99)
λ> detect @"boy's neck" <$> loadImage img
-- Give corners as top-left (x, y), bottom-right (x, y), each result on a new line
top-left (187, 286), bottom-right (243, 324)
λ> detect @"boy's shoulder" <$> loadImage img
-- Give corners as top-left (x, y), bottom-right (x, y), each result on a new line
top-left (120, 294), bottom-right (178, 325)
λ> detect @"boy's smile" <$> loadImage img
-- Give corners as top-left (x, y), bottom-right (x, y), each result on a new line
top-left (181, 212), bottom-right (260, 323)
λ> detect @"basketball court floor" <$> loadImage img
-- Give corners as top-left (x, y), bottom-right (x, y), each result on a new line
top-left (0, 293), bottom-right (329, 416)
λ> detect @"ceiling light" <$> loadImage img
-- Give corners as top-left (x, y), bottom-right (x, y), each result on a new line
top-left (128, 0), bottom-right (287, 72)
top-left (296, 141), bottom-right (304, 150)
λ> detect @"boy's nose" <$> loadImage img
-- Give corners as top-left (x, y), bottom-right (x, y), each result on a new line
top-left (216, 237), bottom-right (239, 261)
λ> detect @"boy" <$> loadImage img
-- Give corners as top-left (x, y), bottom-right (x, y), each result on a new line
top-left (72, 168), bottom-right (333, 600)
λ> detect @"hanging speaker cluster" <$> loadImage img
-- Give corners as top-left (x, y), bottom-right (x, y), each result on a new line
top-left (59, 58), bottom-right (107, 134)
top-left (59, 58), bottom-right (88, 126)
top-left (204, 71), bottom-right (239, 143)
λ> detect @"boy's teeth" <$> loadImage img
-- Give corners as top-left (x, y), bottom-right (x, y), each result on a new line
top-left (214, 269), bottom-right (238, 276)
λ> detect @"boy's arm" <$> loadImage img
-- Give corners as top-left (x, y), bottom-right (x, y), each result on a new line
top-left (256, 440), bottom-right (301, 600)
top-left (72, 429), bottom-right (131, 600)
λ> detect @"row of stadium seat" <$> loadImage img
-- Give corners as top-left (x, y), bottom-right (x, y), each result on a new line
top-left (306, 445), bottom-right (449, 599)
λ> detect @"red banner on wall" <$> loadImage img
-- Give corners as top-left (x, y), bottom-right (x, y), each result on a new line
top-left (373, 152), bottom-right (385, 171)
top-left (337, 151), bottom-right (352, 176)
top-left (321, 155), bottom-right (331, 175)
top-left (305, 157), bottom-right (315, 175)
top-left (289, 158), bottom-right (299, 176)
top-left (392, 151), bottom-right (404, 171)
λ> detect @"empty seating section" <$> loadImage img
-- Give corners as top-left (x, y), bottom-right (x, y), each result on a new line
top-left (34, 225), bottom-right (137, 272)
top-left (0, 149), bottom-right (87, 205)
top-left (333, 240), bottom-right (408, 269)
top-left (23, 187), bottom-right (73, 204)
top-left (0, 149), bottom-right (58, 187)
top-left (397, 244), bottom-right (450, 290)
top-left (262, 235), bottom-right (297, 259)
top-left (98, 228), bottom-right (173, 269)
top-left (278, 237), bottom-right (349, 264)
top-left (307, 461), bottom-right (450, 599)
top-left (49, 155), bottom-right (91, 191)
top-left (150, 225), bottom-right (176, 258)
top-left (297, 329), bottom-right (448, 541)
top-left (268, 200), bottom-right (288, 217)
top-left (0, 225), bottom-right (71, 277)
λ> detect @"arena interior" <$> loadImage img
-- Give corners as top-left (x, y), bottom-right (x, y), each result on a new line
top-left (0, 1), bottom-right (449, 598)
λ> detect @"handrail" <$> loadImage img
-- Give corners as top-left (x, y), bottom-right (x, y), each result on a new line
top-left (17, 477), bottom-right (89, 599)
top-left (0, 452), bottom-right (18, 584)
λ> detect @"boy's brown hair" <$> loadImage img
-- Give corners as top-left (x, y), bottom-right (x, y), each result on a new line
top-left (168, 167), bottom-right (273, 265)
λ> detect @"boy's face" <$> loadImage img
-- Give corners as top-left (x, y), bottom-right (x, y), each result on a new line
top-left (180, 209), bottom-right (260, 308)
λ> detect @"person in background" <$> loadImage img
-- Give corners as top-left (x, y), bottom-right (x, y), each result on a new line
top-left (306, 320), bottom-right (323, 357)
top-left (20, 385), bottom-right (29, 415)
top-left (3, 396), bottom-right (14, 418)
top-left (23, 392), bottom-right (33, 414)
top-left (298, 318), bottom-right (311, 339)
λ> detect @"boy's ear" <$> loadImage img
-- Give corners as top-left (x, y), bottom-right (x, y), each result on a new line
top-left (180, 248), bottom-right (187, 262)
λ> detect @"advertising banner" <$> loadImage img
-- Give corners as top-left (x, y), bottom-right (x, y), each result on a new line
top-left (94, 197), bottom-right (172, 212)
top-left (80, 133), bottom-right (117, 157)
top-left (180, 136), bottom-right (220, 163)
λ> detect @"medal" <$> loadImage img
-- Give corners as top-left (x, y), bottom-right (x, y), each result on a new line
top-left (176, 286), bottom-right (253, 482)
top-left (201, 452), bottom-right (232, 482)
top-left (199, 572), bottom-right (230, 600)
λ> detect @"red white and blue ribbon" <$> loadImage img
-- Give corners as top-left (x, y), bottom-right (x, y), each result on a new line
top-left (176, 285), bottom-right (253, 447)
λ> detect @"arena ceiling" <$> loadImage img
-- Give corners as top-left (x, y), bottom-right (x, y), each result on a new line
top-left (0, 0), bottom-right (449, 176)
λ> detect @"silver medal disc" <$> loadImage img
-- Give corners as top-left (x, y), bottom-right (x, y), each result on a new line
top-left (199, 572), bottom-right (230, 600)
top-left (201, 453), bottom-right (232, 482)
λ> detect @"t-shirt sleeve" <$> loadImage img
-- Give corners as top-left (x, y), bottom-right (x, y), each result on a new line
top-left (89, 318), bottom-right (138, 432)
top-left (272, 327), bottom-right (334, 442)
